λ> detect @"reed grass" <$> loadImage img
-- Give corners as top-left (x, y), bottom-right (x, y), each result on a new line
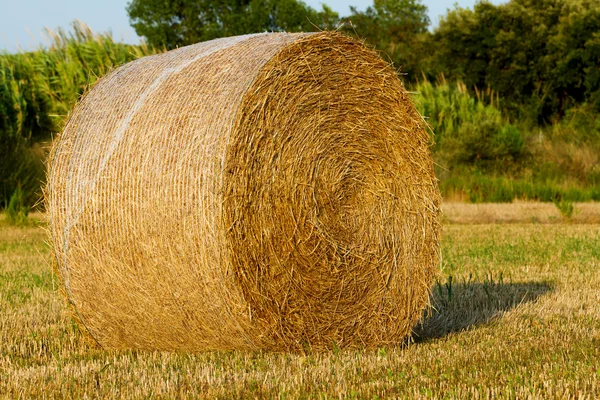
top-left (1, 24), bottom-right (599, 207)
top-left (0, 21), bottom-right (155, 208)
top-left (1, 21), bottom-right (154, 139)
top-left (411, 76), bottom-right (503, 143)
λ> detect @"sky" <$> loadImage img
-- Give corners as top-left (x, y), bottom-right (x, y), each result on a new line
top-left (0, 0), bottom-right (504, 53)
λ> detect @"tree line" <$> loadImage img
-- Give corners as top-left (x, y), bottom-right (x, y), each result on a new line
top-left (1, 0), bottom-right (599, 212)
top-left (128, 0), bottom-right (600, 124)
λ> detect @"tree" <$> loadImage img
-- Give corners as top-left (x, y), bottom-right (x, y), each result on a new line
top-left (343, 0), bottom-right (431, 80)
top-left (126, 0), bottom-right (339, 50)
top-left (430, 0), bottom-right (600, 123)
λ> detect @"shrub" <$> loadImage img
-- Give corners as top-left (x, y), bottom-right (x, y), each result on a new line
top-left (494, 124), bottom-right (524, 160)
top-left (442, 120), bottom-right (524, 170)
top-left (554, 199), bottom-right (574, 219)
top-left (6, 186), bottom-right (29, 225)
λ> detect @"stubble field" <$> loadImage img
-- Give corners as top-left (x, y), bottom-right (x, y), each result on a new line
top-left (1, 204), bottom-right (599, 398)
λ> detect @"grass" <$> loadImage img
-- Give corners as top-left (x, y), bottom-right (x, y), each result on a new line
top-left (1, 210), bottom-right (599, 398)
top-left (441, 201), bottom-right (600, 224)
top-left (1, 21), bottom-right (155, 208)
top-left (3, 28), bottom-right (600, 209)
top-left (438, 171), bottom-right (600, 203)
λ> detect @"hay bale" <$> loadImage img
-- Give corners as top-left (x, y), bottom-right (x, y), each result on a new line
top-left (47, 32), bottom-right (440, 352)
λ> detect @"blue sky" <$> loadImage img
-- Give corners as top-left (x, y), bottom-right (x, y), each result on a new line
top-left (0, 0), bottom-right (504, 52)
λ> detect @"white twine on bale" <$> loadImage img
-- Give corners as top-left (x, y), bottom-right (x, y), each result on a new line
top-left (50, 34), bottom-right (269, 347)
top-left (61, 33), bottom-right (266, 277)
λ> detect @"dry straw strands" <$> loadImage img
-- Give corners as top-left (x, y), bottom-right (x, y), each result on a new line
top-left (47, 32), bottom-right (440, 352)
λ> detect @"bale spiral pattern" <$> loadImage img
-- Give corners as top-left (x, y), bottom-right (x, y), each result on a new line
top-left (47, 32), bottom-right (440, 351)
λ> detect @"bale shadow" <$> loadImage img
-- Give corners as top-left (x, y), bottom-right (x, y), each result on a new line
top-left (413, 278), bottom-right (552, 342)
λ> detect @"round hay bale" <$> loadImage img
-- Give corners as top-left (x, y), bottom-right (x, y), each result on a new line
top-left (47, 32), bottom-right (440, 352)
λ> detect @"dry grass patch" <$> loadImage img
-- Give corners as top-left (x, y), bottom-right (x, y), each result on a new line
top-left (442, 201), bottom-right (600, 224)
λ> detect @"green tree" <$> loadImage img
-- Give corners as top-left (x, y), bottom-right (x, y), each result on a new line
top-left (344, 0), bottom-right (431, 80)
top-left (430, 0), bottom-right (600, 123)
top-left (126, 0), bottom-right (339, 50)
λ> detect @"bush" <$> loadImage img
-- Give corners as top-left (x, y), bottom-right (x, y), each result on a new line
top-left (6, 186), bottom-right (29, 225)
top-left (549, 104), bottom-right (600, 145)
top-left (554, 199), bottom-right (574, 219)
top-left (494, 124), bottom-right (524, 160)
top-left (443, 120), bottom-right (524, 170)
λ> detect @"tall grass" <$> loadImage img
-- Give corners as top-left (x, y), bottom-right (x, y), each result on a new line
top-left (0, 21), bottom-right (156, 209)
top-left (411, 78), bottom-right (600, 203)
top-left (439, 170), bottom-right (600, 203)
top-left (0, 26), bottom-right (598, 207)
top-left (412, 76), bottom-right (503, 143)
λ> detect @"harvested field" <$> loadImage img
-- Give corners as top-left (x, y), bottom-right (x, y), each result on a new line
top-left (1, 211), bottom-right (599, 398)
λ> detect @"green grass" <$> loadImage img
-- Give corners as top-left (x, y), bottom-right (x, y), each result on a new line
top-left (2, 30), bottom-right (599, 207)
top-left (438, 171), bottom-right (600, 203)
top-left (0, 21), bottom-right (156, 208)
top-left (413, 78), bottom-right (600, 204)
top-left (1, 212), bottom-right (599, 398)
